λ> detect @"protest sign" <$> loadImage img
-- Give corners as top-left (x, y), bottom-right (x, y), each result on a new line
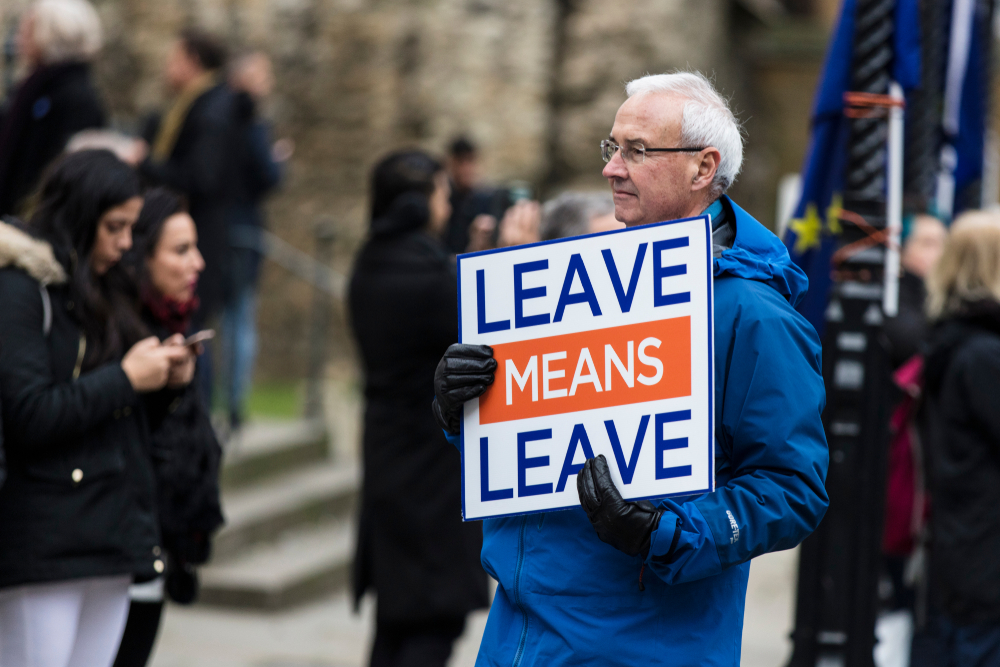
top-left (457, 215), bottom-right (714, 520)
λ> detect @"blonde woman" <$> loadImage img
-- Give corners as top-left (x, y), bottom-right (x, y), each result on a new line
top-left (0, 0), bottom-right (105, 217)
top-left (922, 213), bottom-right (1000, 664)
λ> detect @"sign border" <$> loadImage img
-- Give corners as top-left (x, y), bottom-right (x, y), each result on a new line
top-left (456, 214), bottom-right (715, 521)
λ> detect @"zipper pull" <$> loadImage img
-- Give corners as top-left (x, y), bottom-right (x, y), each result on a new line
top-left (638, 563), bottom-right (646, 592)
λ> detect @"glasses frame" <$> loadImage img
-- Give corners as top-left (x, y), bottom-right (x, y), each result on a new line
top-left (600, 139), bottom-right (707, 165)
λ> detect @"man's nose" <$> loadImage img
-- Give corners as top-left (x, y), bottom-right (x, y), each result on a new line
top-left (602, 151), bottom-right (628, 180)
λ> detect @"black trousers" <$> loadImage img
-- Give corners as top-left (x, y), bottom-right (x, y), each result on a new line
top-left (370, 616), bottom-right (466, 667)
top-left (112, 601), bottom-right (164, 667)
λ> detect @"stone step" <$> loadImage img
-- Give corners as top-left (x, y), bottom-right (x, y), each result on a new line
top-left (199, 520), bottom-right (354, 610)
top-left (220, 419), bottom-right (330, 490)
top-left (213, 461), bottom-right (359, 561)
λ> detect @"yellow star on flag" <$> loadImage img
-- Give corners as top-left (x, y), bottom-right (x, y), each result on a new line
top-left (789, 203), bottom-right (823, 254)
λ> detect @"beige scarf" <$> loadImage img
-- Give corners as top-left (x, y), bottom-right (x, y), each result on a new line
top-left (150, 71), bottom-right (217, 162)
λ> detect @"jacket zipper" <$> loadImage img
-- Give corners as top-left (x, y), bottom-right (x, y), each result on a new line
top-left (511, 516), bottom-right (529, 667)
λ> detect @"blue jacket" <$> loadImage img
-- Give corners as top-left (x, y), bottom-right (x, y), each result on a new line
top-left (448, 197), bottom-right (829, 666)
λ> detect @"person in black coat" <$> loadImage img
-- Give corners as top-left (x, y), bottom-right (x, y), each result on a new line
top-left (137, 29), bottom-right (238, 329)
top-left (113, 188), bottom-right (224, 667)
top-left (919, 215), bottom-right (1000, 666)
top-left (0, 150), bottom-right (190, 666)
top-left (349, 150), bottom-right (489, 667)
top-left (0, 0), bottom-right (106, 217)
top-left (222, 52), bottom-right (286, 431)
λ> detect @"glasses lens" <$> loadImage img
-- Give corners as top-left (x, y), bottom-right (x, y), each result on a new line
top-left (601, 140), bottom-right (614, 163)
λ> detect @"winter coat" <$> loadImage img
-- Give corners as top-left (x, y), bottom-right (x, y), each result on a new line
top-left (348, 194), bottom-right (490, 622)
top-left (0, 220), bottom-right (161, 589)
top-left (447, 196), bottom-right (830, 666)
top-left (141, 312), bottom-right (224, 568)
top-left (0, 62), bottom-right (106, 217)
top-left (923, 300), bottom-right (1000, 624)
top-left (140, 83), bottom-right (239, 324)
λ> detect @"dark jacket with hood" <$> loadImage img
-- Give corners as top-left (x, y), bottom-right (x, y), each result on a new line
top-left (0, 219), bottom-right (161, 588)
top-left (348, 193), bottom-right (489, 622)
top-left (140, 83), bottom-right (238, 323)
top-left (0, 63), bottom-right (106, 217)
top-left (923, 300), bottom-right (1000, 623)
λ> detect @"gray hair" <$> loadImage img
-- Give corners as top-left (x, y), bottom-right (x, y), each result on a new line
top-left (541, 192), bottom-right (615, 241)
top-left (625, 71), bottom-right (743, 198)
top-left (31, 0), bottom-right (103, 65)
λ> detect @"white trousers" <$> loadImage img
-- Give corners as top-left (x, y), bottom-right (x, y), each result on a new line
top-left (0, 575), bottom-right (131, 667)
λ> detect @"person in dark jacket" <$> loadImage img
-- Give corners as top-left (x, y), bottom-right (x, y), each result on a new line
top-left (348, 150), bottom-right (489, 667)
top-left (0, 150), bottom-right (190, 667)
top-left (222, 52), bottom-right (287, 432)
top-left (918, 214), bottom-right (1000, 666)
top-left (112, 188), bottom-right (224, 667)
top-left (0, 0), bottom-right (106, 217)
top-left (137, 29), bottom-right (237, 332)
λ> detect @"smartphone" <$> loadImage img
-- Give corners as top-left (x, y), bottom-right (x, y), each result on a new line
top-left (183, 330), bottom-right (215, 347)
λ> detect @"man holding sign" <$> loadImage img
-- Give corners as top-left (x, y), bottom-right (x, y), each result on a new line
top-left (432, 72), bottom-right (828, 666)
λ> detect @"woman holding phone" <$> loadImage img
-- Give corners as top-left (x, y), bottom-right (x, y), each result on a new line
top-left (112, 187), bottom-right (224, 667)
top-left (0, 150), bottom-right (189, 667)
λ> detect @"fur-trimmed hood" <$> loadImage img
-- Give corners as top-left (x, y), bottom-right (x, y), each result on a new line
top-left (0, 219), bottom-right (66, 286)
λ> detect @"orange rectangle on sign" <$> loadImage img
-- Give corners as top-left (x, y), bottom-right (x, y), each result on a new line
top-left (479, 317), bottom-right (691, 424)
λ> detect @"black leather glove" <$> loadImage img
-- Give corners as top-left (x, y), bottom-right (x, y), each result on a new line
top-left (578, 454), bottom-right (663, 558)
top-left (432, 343), bottom-right (497, 435)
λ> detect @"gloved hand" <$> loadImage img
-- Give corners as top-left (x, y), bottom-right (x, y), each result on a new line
top-left (577, 454), bottom-right (663, 558)
top-left (432, 344), bottom-right (497, 435)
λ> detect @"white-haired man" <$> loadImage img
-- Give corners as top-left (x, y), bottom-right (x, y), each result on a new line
top-left (432, 72), bottom-right (829, 665)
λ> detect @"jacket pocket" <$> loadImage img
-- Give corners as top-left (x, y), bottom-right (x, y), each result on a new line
top-left (21, 420), bottom-right (129, 486)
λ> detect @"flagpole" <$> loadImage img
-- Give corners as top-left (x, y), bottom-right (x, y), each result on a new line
top-left (883, 81), bottom-right (905, 317)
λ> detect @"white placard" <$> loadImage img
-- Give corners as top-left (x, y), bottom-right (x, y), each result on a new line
top-left (457, 215), bottom-right (714, 520)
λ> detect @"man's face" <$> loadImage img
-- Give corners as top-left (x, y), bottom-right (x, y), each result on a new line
top-left (602, 92), bottom-right (718, 227)
top-left (165, 41), bottom-right (201, 93)
top-left (449, 156), bottom-right (479, 192)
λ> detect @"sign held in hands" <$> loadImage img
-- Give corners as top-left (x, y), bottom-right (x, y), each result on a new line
top-left (457, 215), bottom-right (715, 520)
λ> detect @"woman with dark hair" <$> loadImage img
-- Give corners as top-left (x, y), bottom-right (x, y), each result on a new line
top-left (0, 150), bottom-right (189, 667)
top-left (112, 188), bottom-right (224, 667)
top-left (349, 150), bottom-right (489, 667)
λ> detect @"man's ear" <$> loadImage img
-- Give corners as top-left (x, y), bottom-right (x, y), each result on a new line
top-left (691, 148), bottom-right (721, 192)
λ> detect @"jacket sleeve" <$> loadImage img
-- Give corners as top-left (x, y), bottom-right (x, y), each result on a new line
top-left (645, 290), bottom-right (829, 585)
top-left (960, 338), bottom-right (1000, 457)
top-left (0, 272), bottom-right (139, 453)
top-left (246, 121), bottom-right (282, 195)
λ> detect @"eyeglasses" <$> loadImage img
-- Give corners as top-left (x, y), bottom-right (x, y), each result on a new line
top-left (600, 139), bottom-right (706, 165)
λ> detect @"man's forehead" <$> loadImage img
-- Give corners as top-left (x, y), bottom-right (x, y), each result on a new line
top-left (610, 92), bottom-right (684, 143)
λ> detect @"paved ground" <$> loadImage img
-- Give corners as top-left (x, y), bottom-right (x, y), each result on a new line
top-left (149, 547), bottom-right (797, 667)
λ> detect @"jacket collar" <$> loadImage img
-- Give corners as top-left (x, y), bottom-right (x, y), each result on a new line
top-left (714, 195), bottom-right (810, 308)
top-left (0, 218), bottom-right (67, 285)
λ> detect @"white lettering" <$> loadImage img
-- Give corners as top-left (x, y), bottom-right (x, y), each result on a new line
top-left (604, 341), bottom-right (635, 391)
top-left (542, 352), bottom-right (568, 399)
top-left (637, 337), bottom-right (663, 386)
top-left (506, 357), bottom-right (538, 404)
top-left (569, 348), bottom-right (603, 396)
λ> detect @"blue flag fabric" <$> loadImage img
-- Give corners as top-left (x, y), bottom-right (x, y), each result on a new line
top-left (784, 0), bottom-right (922, 335)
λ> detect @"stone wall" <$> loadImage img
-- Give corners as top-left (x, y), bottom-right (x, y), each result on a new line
top-left (0, 0), bottom-right (826, 382)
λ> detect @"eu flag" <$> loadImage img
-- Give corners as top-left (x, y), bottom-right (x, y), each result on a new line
top-left (784, 0), bottom-right (922, 335)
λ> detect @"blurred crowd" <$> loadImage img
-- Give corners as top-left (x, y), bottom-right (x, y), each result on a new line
top-left (1, 1), bottom-right (1000, 667)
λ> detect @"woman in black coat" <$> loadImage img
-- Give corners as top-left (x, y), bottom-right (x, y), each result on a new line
top-left (921, 215), bottom-right (1000, 665)
top-left (0, 0), bottom-right (107, 217)
top-left (0, 150), bottom-right (189, 667)
top-left (349, 150), bottom-right (489, 667)
top-left (112, 188), bottom-right (224, 667)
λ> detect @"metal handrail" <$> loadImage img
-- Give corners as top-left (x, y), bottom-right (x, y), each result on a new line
top-left (230, 219), bottom-right (342, 421)
top-left (230, 224), bottom-right (345, 299)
